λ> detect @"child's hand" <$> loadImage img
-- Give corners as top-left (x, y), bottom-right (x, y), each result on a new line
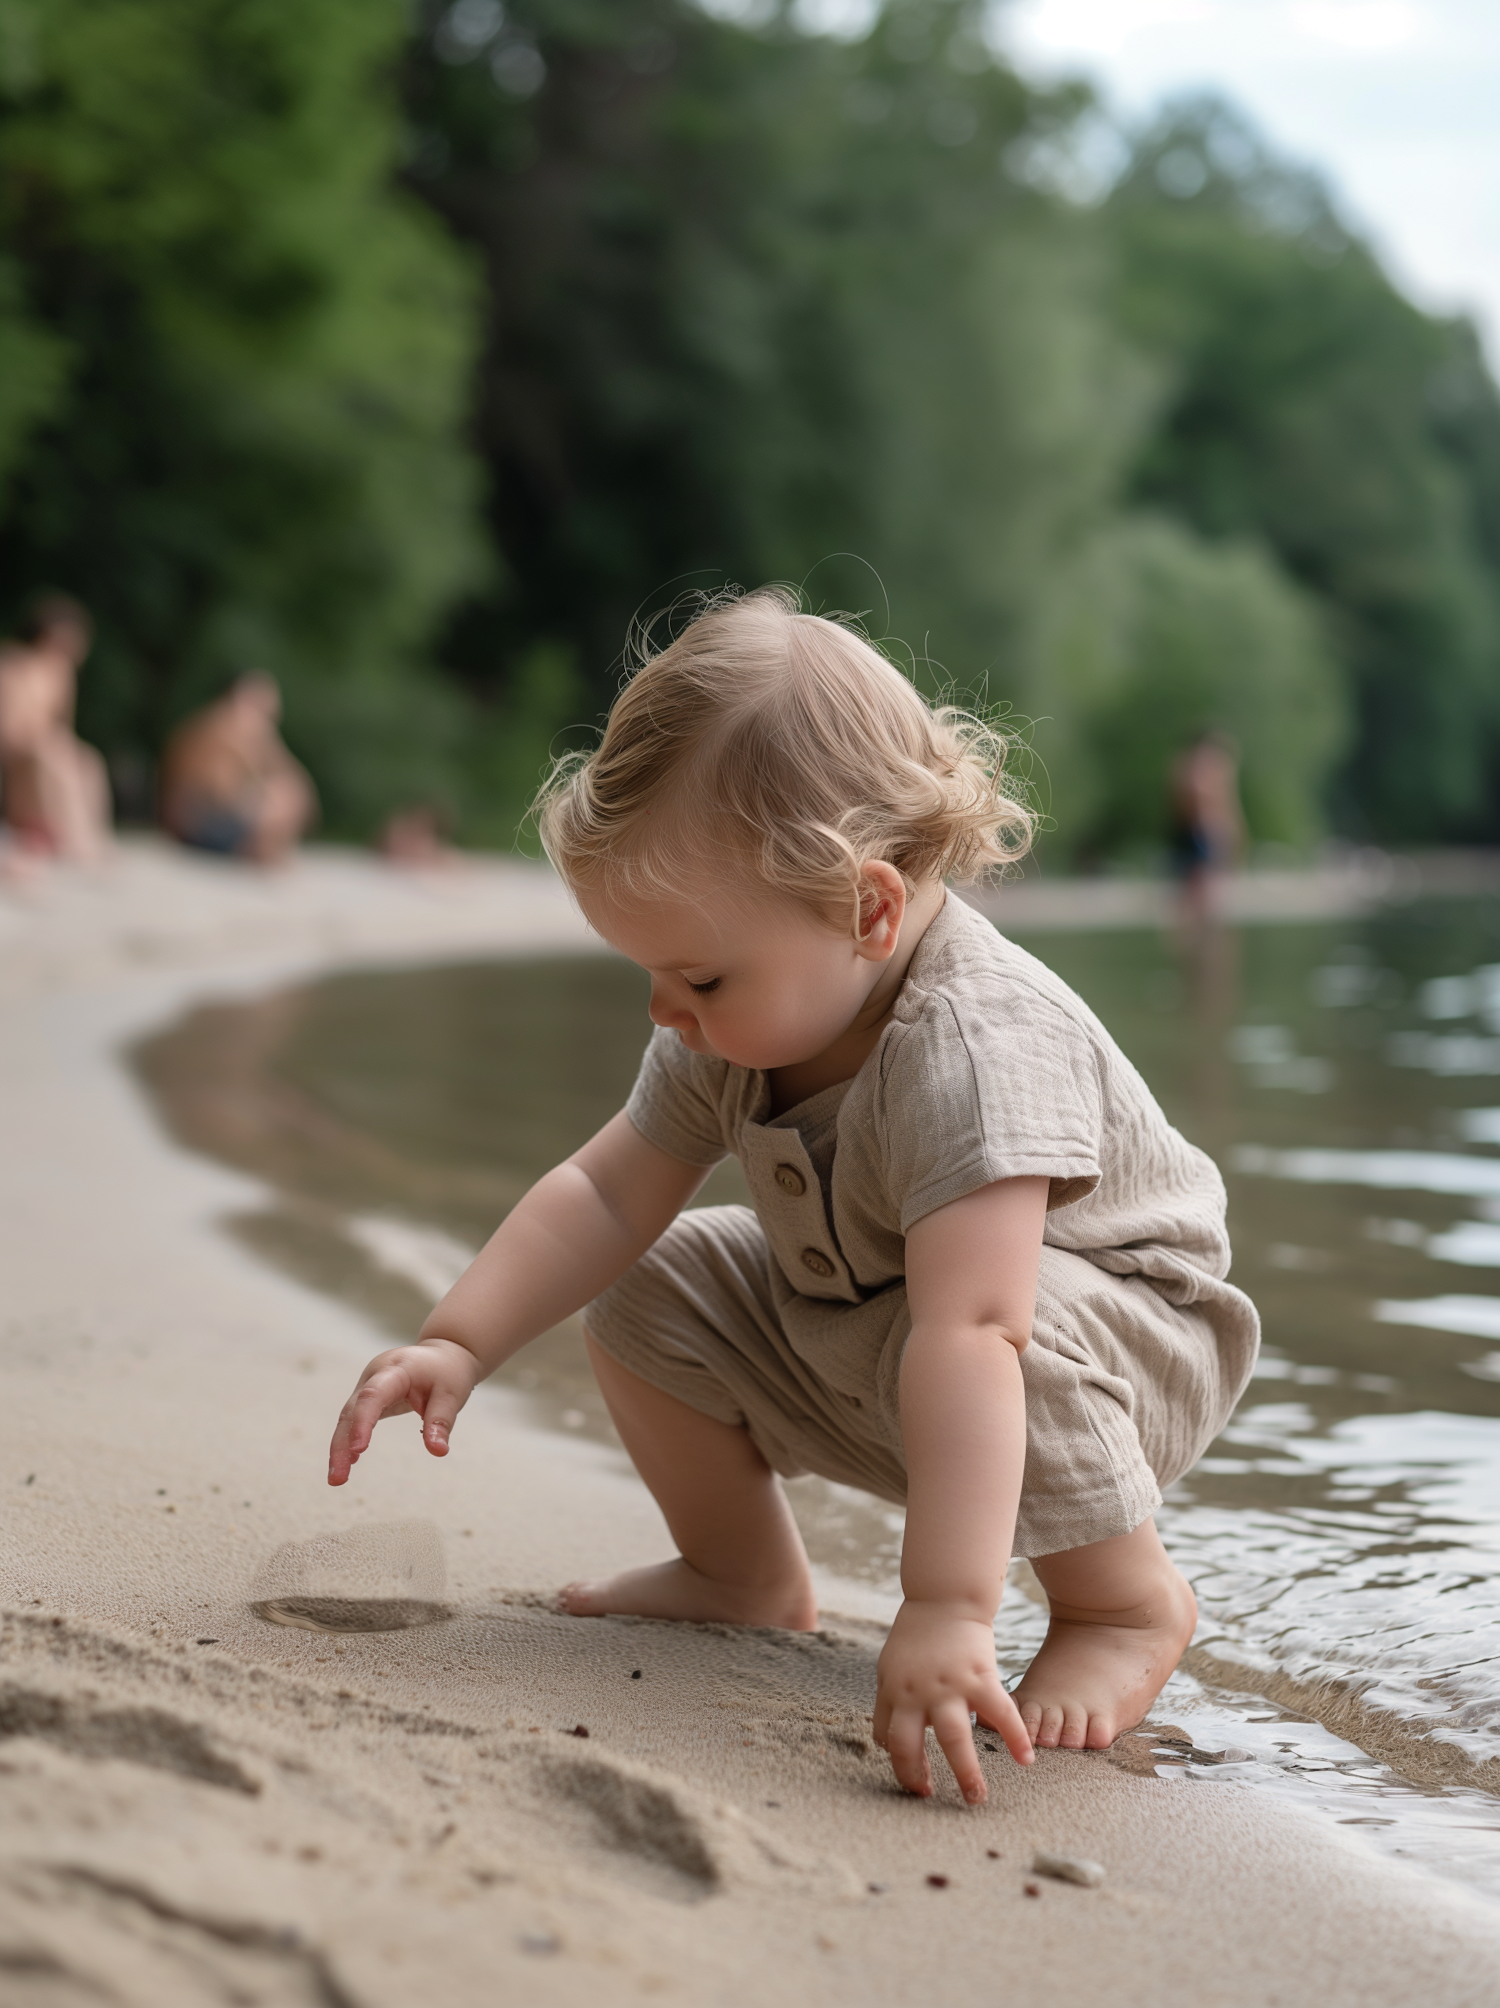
top-left (873, 1598), bottom-right (1034, 1803)
top-left (327, 1338), bottom-right (482, 1486)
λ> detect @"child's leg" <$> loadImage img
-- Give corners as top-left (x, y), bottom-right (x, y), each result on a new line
top-left (558, 1335), bottom-right (819, 1631)
top-left (1012, 1519), bottom-right (1197, 1751)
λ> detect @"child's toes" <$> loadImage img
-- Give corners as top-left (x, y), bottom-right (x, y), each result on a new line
top-left (1058, 1704), bottom-right (1091, 1750)
top-left (1033, 1704), bottom-right (1066, 1748)
top-left (1085, 1711), bottom-right (1117, 1750)
top-left (557, 1580), bottom-right (604, 1615)
top-left (1018, 1700), bottom-right (1042, 1745)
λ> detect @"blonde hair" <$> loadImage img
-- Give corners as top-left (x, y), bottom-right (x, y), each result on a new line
top-left (534, 586), bottom-right (1034, 932)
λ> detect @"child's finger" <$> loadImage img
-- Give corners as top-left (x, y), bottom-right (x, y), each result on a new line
top-left (930, 1697), bottom-right (987, 1805)
top-left (976, 1674), bottom-right (1036, 1767)
top-left (416, 1382), bottom-right (464, 1457)
top-left (327, 1364), bottom-right (412, 1484)
top-left (327, 1398), bottom-right (370, 1486)
top-left (871, 1691), bottom-right (893, 1752)
top-left (881, 1705), bottom-right (933, 1797)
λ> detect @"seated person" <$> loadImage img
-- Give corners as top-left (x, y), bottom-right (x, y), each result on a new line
top-left (377, 802), bottom-right (463, 868)
top-left (159, 671), bottom-right (317, 865)
top-left (0, 594), bottom-right (113, 863)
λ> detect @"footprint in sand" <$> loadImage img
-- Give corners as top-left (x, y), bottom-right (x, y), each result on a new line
top-left (251, 1520), bottom-right (453, 1633)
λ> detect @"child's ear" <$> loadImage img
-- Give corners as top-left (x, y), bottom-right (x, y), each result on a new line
top-left (855, 861), bottom-right (907, 961)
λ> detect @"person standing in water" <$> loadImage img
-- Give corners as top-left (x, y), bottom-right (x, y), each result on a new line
top-left (327, 588), bottom-right (1258, 1801)
top-left (159, 671), bottom-right (318, 865)
top-left (1168, 730), bottom-right (1244, 925)
top-left (0, 595), bottom-right (113, 865)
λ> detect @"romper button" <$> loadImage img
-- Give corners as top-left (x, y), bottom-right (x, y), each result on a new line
top-left (774, 1163), bottom-right (806, 1197)
top-left (800, 1248), bottom-right (834, 1278)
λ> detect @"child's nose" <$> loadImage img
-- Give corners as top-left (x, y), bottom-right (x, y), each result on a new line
top-left (649, 986), bottom-right (696, 1033)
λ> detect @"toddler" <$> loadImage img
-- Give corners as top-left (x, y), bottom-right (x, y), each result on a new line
top-left (328, 589), bottom-right (1259, 1804)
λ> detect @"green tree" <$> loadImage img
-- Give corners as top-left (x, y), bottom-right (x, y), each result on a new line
top-left (1107, 98), bottom-right (1500, 842)
top-left (0, 0), bottom-right (486, 830)
top-left (1038, 515), bottom-right (1347, 859)
top-left (3, 0), bottom-right (1484, 856)
top-left (403, 3), bottom-right (1356, 854)
top-left (403, 1), bottom-right (1133, 777)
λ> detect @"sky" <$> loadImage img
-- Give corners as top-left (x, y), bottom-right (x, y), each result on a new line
top-left (998, 0), bottom-right (1500, 363)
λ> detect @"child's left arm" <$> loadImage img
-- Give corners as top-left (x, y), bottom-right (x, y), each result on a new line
top-left (872, 1174), bottom-right (1049, 1800)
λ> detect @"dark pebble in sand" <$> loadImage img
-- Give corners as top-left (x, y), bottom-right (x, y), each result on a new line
top-left (565, 1724), bottom-right (590, 1738)
top-left (630, 1669), bottom-right (642, 1679)
top-left (867, 1882), bottom-right (886, 1895)
top-left (196, 1637), bottom-right (218, 1645)
top-left (1024, 1882), bottom-right (1042, 1899)
top-left (986, 1849), bottom-right (1000, 1859)
top-left (926, 1874), bottom-right (949, 1889)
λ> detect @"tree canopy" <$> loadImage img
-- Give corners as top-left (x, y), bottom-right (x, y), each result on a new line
top-left (0, 0), bottom-right (1495, 856)
top-left (0, 0), bottom-right (485, 827)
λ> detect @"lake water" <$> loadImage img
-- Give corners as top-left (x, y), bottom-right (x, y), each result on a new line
top-left (133, 895), bottom-right (1500, 1897)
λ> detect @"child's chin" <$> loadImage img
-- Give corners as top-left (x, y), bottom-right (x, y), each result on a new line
top-left (683, 1030), bottom-right (757, 1067)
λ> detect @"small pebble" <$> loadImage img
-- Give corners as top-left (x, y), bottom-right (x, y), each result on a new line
top-left (926, 1874), bottom-right (949, 1889)
top-left (867, 1881), bottom-right (887, 1895)
top-left (630, 1669), bottom-right (642, 1680)
top-left (985, 1848), bottom-right (1000, 1860)
top-left (1023, 1880), bottom-right (1042, 1899)
top-left (1031, 1851), bottom-right (1105, 1888)
top-left (565, 1724), bottom-right (590, 1739)
top-left (195, 1637), bottom-right (218, 1645)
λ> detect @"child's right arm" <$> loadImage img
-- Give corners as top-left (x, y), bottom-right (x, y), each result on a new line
top-left (326, 1111), bottom-right (709, 1484)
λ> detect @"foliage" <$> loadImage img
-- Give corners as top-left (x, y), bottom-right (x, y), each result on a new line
top-left (402, 0), bottom-right (1470, 854)
top-left (403, 0), bottom-right (1134, 825)
top-left (0, 0), bottom-right (486, 831)
top-left (0, 0), bottom-right (1496, 853)
top-left (1108, 98), bottom-right (1500, 842)
top-left (1040, 516), bottom-right (1347, 858)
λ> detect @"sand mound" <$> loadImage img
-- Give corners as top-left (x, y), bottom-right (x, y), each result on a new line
top-left (251, 1521), bottom-right (453, 1634)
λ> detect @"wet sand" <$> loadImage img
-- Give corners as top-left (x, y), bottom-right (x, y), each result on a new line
top-left (3, 839), bottom-right (1500, 2004)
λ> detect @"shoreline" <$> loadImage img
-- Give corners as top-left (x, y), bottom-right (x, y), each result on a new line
top-left (4, 840), bottom-right (1500, 2004)
top-left (6, 836), bottom-right (1493, 1004)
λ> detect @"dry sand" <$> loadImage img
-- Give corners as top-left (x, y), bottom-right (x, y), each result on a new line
top-left (3, 838), bottom-right (1500, 2006)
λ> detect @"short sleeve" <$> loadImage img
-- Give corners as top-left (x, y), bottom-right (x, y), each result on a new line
top-left (624, 1027), bottom-right (731, 1168)
top-left (876, 991), bottom-right (1102, 1232)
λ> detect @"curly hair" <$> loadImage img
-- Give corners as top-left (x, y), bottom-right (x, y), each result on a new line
top-left (534, 585), bottom-right (1033, 933)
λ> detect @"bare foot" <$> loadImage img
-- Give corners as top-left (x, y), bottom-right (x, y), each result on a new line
top-left (1012, 1562), bottom-right (1197, 1751)
top-left (558, 1557), bottom-right (818, 1631)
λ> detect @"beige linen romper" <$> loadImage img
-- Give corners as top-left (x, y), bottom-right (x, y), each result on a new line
top-left (586, 893), bottom-right (1260, 1557)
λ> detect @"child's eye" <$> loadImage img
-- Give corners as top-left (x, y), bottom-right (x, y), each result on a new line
top-left (687, 977), bottom-right (721, 996)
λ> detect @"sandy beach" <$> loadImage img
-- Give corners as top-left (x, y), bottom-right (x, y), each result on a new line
top-left (4, 839), bottom-right (1500, 2006)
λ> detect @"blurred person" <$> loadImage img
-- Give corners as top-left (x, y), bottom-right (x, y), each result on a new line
top-left (0, 594), bottom-right (113, 864)
top-left (377, 802), bottom-right (463, 868)
top-left (1168, 729), bottom-right (1244, 926)
top-left (159, 671), bottom-right (317, 865)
